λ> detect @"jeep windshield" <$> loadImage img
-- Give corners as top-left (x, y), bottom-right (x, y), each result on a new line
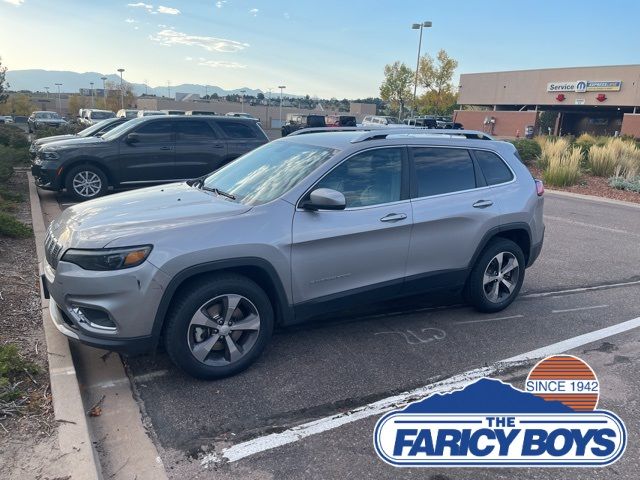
top-left (201, 141), bottom-right (337, 206)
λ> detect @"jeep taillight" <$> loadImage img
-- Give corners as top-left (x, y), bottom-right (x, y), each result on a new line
top-left (535, 179), bottom-right (544, 196)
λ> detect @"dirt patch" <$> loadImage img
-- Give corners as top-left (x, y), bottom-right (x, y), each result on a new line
top-left (0, 170), bottom-right (69, 479)
top-left (530, 166), bottom-right (640, 204)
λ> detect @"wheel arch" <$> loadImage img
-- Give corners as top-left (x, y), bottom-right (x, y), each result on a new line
top-left (61, 157), bottom-right (115, 187)
top-left (468, 223), bottom-right (533, 271)
top-left (151, 257), bottom-right (292, 349)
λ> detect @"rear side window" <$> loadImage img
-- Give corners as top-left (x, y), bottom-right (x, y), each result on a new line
top-left (134, 120), bottom-right (173, 143)
top-left (412, 147), bottom-right (476, 197)
top-left (475, 150), bottom-right (514, 185)
top-left (218, 121), bottom-right (257, 139)
top-left (176, 120), bottom-right (217, 140)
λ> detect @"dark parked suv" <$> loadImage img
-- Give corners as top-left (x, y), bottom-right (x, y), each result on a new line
top-left (32, 115), bottom-right (268, 201)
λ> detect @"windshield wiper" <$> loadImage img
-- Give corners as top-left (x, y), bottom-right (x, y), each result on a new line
top-left (189, 177), bottom-right (236, 200)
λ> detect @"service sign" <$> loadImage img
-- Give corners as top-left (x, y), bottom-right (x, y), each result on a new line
top-left (547, 81), bottom-right (622, 93)
top-left (374, 355), bottom-right (627, 467)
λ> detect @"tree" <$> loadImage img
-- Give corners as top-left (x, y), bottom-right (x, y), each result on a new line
top-left (68, 94), bottom-right (90, 117)
top-left (379, 61), bottom-right (413, 118)
top-left (417, 49), bottom-right (459, 115)
top-left (0, 57), bottom-right (9, 105)
top-left (93, 81), bottom-right (135, 111)
top-left (0, 93), bottom-right (36, 116)
top-left (256, 92), bottom-right (265, 101)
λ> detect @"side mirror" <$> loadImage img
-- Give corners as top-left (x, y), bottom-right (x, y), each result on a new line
top-left (302, 188), bottom-right (346, 211)
top-left (126, 132), bottom-right (139, 144)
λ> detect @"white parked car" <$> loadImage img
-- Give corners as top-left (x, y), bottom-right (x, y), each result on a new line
top-left (0, 115), bottom-right (14, 124)
top-left (361, 115), bottom-right (405, 127)
top-left (81, 109), bottom-right (116, 126)
top-left (116, 109), bottom-right (141, 119)
top-left (137, 110), bottom-right (167, 117)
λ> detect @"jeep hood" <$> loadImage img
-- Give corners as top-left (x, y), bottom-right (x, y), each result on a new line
top-left (49, 183), bottom-right (252, 248)
top-left (34, 134), bottom-right (77, 146)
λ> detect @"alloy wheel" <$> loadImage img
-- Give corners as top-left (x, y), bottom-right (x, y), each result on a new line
top-left (187, 294), bottom-right (261, 366)
top-left (482, 252), bottom-right (520, 303)
top-left (72, 171), bottom-right (102, 198)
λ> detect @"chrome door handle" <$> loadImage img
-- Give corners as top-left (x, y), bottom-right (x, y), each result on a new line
top-left (380, 213), bottom-right (407, 222)
top-left (472, 200), bottom-right (493, 208)
top-left (160, 146), bottom-right (172, 151)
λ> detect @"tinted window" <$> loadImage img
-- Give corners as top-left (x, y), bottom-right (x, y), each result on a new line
top-left (412, 148), bottom-right (476, 197)
top-left (475, 150), bottom-right (513, 185)
top-left (134, 121), bottom-right (173, 143)
top-left (317, 148), bottom-right (402, 207)
top-left (218, 122), bottom-right (256, 138)
top-left (176, 120), bottom-right (217, 140)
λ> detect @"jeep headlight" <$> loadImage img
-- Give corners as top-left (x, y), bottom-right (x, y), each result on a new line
top-left (61, 245), bottom-right (153, 271)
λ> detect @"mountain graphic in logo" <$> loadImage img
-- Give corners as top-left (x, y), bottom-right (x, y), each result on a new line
top-left (401, 378), bottom-right (575, 414)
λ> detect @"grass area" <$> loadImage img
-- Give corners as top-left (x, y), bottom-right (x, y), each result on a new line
top-left (0, 343), bottom-right (40, 418)
top-left (0, 125), bottom-right (33, 238)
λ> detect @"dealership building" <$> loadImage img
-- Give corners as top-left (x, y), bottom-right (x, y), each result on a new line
top-left (453, 65), bottom-right (640, 138)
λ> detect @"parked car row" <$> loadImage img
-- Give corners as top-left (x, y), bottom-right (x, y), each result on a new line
top-left (31, 115), bottom-right (268, 201)
top-left (0, 115), bottom-right (15, 124)
top-left (281, 114), bottom-right (357, 136)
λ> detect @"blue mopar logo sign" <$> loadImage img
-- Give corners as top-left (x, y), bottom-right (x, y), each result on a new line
top-left (576, 81), bottom-right (587, 93)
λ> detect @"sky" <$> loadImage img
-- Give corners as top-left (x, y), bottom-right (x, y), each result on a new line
top-left (2, 0), bottom-right (640, 99)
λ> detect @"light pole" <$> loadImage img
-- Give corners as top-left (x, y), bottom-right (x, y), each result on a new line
top-left (117, 68), bottom-right (125, 109)
top-left (44, 86), bottom-right (50, 98)
top-left (410, 21), bottom-right (432, 118)
top-left (240, 89), bottom-right (246, 112)
top-left (265, 88), bottom-right (272, 128)
top-left (101, 76), bottom-right (107, 106)
top-left (167, 80), bottom-right (171, 99)
top-left (278, 85), bottom-right (286, 126)
top-left (55, 83), bottom-right (62, 114)
top-left (89, 81), bottom-right (94, 108)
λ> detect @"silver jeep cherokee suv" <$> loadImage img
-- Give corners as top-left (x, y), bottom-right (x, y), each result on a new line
top-left (42, 129), bottom-right (544, 379)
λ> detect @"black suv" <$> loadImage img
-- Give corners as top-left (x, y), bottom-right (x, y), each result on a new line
top-left (281, 114), bottom-right (326, 137)
top-left (32, 115), bottom-right (268, 201)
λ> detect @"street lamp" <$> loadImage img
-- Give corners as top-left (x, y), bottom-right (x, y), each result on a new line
top-left (278, 85), bottom-right (286, 126)
top-left (44, 86), bottom-right (50, 98)
top-left (240, 89), bottom-right (246, 112)
top-left (54, 83), bottom-right (63, 114)
top-left (410, 21), bottom-right (432, 118)
top-left (265, 88), bottom-right (272, 128)
top-left (101, 76), bottom-right (107, 105)
top-left (89, 81), bottom-right (94, 108)
top-left (117, 68), bottom-right (125, 109)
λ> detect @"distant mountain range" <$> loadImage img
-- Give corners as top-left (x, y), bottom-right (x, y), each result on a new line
top-left (5, 69), bottom-right (278, 98)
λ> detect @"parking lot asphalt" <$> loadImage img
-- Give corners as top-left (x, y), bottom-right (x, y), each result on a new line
top-left (50, 190), bottom-right (640, 479)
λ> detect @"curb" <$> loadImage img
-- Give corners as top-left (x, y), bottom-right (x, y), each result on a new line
top-left (545, 188), bottom-right (640, 209)
top-left (27, 173), bottom-right (103, 480)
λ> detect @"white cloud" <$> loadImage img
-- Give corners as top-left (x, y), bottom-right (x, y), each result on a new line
top-left (197, 59), bottom-right (246, 69)
top-left (215, 0), bottom-right (227, 8)
top-left (125, 18), bottom-right (138, 23)
top-left (127, 2), bottom-right (153, 11)
top-left (248, 8), bottom-right (258, 16)
top-left (185, 56), bottom-right (193, 61)
top-left (3, 0), bottom-right (25, 5)
top-left (157, 5), bottom-right (180, 14)
top-left (283, 12), bottom-right (290, 20)
top-left (151, 29), bottom-right (249, 53)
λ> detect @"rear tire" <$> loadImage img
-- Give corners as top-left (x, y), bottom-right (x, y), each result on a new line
top-left (466, 238), bottom-right (525, 313)
top-left (65, 164), bottom-right (108, 201)
top-left (164, 273), bottom-right (274, 380)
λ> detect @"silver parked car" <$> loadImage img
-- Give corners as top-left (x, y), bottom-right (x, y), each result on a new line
top-left (42, 128), bottom-right (545, 379)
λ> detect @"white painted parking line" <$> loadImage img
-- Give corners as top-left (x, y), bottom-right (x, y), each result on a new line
top-left (454, 314), bottom-right (524, 325)
top-left (204, 315), bottom-right (640, 467)
top-left (552, 304), bottom-right (608, 314)
top-left (523, 279), bottom-right (640, 298)
top-left (545, 215), bottom-right (640, 238)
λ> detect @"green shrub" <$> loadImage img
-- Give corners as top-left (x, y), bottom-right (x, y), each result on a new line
top-left (510, 139), bottom-right (541, 165)
top-left (0, 186), bottom-right (23, 202)
top-left (0, 211), bottom-right (32, 238)
top-left (0, 344), bottom-right (40, 404)
top-left (543, 146), bottom-right (582, 187)
top-left (609, 175), bottom-right (640, 193)
top-left (0, 124), bottom-right (29, 148)
top-left (34, 124), bottom-right (83, 139)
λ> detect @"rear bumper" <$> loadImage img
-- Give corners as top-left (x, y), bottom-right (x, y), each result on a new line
top-left (527, 228), bottom-right (544, 267)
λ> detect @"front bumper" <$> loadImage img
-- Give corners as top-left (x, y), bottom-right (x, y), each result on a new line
top-left (31, 160), bottom-right (63, 190)
top-left (42, 257), bottom-right (170, 355)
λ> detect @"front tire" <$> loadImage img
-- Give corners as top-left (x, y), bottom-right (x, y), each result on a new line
top-left (65, 164), bottom-right (108, 201)
top-left (164, 274), bottom-right (274, 380)
top-left (466, 238), bottom-right (525, 313)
